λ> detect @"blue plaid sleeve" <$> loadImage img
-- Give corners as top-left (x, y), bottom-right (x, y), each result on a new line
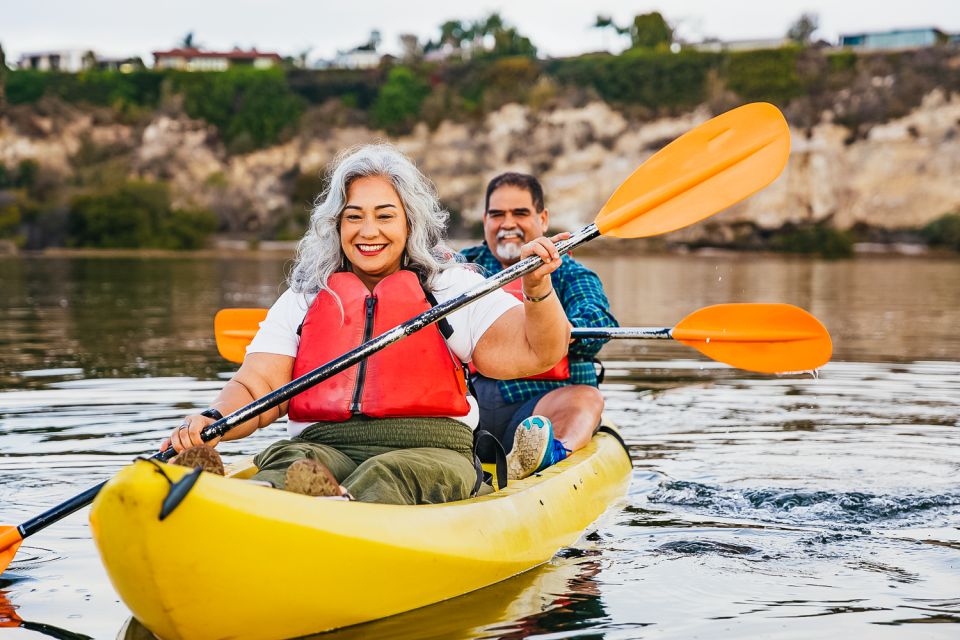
top-left (553, 257), bottom-right (618, 359)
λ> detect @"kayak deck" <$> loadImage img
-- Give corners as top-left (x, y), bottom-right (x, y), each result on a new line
top-left (91, 427), bottom-right (631, 640)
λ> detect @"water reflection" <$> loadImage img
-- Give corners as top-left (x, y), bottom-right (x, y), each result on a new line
top-left (116, 555), bottom-right (609, 640)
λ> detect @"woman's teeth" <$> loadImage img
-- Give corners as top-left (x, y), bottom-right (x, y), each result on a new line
top-left (358, 244), bottom-right (386, 251)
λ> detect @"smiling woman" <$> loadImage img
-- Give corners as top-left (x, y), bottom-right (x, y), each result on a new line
top-left (339, 176), bottom-right (410, 288)
top-left (160, 143), bottom-right (572, 503)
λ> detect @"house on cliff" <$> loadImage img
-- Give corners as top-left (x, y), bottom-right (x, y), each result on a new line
top-left (17, 49), bottom-right (89, 72)
top-left (839, 27), bottom-right (956, 50)
top-left (152, 47), bottom-right (282, 71)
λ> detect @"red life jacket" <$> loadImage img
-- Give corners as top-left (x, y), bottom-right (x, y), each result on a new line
top-left (468, 279), bottom-right (571, 382)
top-left (288, 270), bottom-right (470, 423)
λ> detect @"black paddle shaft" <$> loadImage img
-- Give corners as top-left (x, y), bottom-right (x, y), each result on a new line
top-left (14, 224), bottom-right (600, 540)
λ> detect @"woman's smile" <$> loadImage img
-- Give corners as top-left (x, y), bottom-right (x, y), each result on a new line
top-left (356, 243), bottom-right (388, 255)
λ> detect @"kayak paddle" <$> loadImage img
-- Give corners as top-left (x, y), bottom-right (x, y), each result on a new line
top-left (214, 303), bottom-right (831, 374)
top-left (0, 102), bottom-right (790, 573)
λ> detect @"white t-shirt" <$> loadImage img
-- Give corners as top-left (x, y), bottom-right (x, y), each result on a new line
top-left (248, 266), bottom-right (520, 435)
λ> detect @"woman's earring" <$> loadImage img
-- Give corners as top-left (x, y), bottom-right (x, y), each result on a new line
top-left (402, 252), bottom-right (409, 268)
top-left (341, 253), bottom-right (349, 271)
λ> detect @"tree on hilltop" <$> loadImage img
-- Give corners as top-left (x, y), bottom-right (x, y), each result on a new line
top-left (630, 12), bottom-right (673, 49)
top-left (592, 12), bottom-right (674, 50)
top-left (787, 13), bottom-right (819, 46)
top-left (0, 43), bottom-right (6, 112)
top-left (425, 13), bottom-right (537, 58)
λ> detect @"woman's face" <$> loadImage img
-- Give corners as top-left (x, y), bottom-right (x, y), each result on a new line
top-left (340, 175), bottom-right (409, 288)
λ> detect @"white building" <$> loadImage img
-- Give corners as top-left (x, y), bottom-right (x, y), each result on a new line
top-left (331, 48), bottom-right (381, 69)
top-left (692, 38), bottom-right (792, 53)
top-left (18, 49), bottom-right (90, 72)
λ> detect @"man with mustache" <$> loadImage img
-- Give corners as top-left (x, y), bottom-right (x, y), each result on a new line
top-left (461, 172), bottom-right (618, 479)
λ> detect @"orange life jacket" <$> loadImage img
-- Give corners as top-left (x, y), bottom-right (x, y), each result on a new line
top-left (468, 279), bottom-right (571, 382)
top-left (288, 270), bottom-right (470, 423)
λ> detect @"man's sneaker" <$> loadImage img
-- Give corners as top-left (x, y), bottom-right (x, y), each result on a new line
top-left (171, 444), bottom-right (224, 475)
top-left (284, 459), bottom-right (343, 497)
top-left (547, 438), bottom-right (571, 467)
top-left (506, 415), bottom-right (554, 480)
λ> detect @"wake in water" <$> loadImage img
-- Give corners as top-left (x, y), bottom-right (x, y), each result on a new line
top-left (647, 480), bottom-right (960, 529)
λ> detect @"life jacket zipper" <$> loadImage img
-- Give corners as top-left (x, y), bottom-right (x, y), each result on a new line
top-left (350, 295), bottom-right (378, 414)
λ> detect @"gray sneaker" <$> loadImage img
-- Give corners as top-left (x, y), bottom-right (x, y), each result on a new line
top-left (506, 415), bottom-right (554, 480)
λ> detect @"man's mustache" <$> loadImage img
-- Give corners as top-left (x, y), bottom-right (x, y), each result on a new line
top-left (496, 229), bottom-right (524, 242)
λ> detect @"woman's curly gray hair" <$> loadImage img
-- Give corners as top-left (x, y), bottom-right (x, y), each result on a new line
top-left (288, 144), bottom-right (457, 295)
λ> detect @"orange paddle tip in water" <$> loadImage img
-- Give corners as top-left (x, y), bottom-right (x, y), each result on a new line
top-left (671, 303), bottom-right (832, 374)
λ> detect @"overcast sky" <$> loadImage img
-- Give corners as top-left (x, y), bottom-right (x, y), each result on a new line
top-left (3, 0), bottom-right (957, 63)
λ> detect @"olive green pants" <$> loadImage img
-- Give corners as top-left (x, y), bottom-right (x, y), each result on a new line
top-left (251, 416), bottom-right (478, 505)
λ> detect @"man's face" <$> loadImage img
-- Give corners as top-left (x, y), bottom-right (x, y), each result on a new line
top-left (483, 185), bottom-right (549, 265)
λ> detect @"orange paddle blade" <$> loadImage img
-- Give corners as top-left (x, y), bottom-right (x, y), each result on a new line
top-left (214, 308), bottom-right (268, 364)
top-left (671, 303), bottom-right (832, 374)
top-left (0, 526), bottom-right (23, 576)
top-left (596, 102), bottom-right (790, 238)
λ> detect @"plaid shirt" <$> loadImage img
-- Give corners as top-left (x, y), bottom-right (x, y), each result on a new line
top-left (460, 243), bottom-right (618, 404)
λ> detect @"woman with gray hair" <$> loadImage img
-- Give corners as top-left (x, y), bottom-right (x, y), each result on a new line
top-left (161, 144), bottom-right (571, 504)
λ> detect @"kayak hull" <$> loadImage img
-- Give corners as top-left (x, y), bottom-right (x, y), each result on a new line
top-left (90, 428), bottom-right (631, 640)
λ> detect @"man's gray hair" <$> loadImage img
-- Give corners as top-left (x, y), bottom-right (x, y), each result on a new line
top-left (288, 144), bottom-right (457, 295)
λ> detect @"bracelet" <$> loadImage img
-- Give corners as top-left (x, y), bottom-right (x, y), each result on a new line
top-left (200, 408), bottom-right (224, 420)
top-left (522, 288), bottom-right (554, 303)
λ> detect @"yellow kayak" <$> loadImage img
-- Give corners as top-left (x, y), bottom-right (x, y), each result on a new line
top-left (91, 426), bottom-right (631, 640)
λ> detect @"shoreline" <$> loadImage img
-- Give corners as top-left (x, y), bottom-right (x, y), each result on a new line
top-left (2, 238), bottom-right (953, 260)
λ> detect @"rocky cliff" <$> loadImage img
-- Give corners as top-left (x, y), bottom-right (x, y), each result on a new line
top-left (2, 91), bottom-right (958, 242)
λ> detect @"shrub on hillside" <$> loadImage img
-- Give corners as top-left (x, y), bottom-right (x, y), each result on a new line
top-left (725, 48), bottom-right (804, 104)
top-left (372, 66), bottom-right (430, 134)
top-left (5, 70), bottom-right (163, 109)
top-left (547, 50), bottom-right (718, 112)
top-left (922, 213), bottom-right (960, 251)
top-left (772, 223), bottom-right (853, 258)
top-left (67, 180), bottom-right (217, 249)
top-left (167, 68), bottom-right (305, 152)
top-left (286, 68), bottom-right (381, 109)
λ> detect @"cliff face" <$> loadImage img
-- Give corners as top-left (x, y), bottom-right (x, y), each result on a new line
top-left (2, 91), bottom-right (958, 239)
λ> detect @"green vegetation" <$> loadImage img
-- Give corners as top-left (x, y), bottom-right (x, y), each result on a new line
top-left (372, 66), bottom-right (430, 133)
top-left (772, 224), bottom-right (854, 258)
top-left (593, 12), bottom-right (673, 51)
top-left (549, 50), bottom-right (718, 111)
top-left (424, 13), bottom-right (537, 58)
top-left (168, 68), bottom-right (305, 152)
top-left (726, 48), bottom-right (804, 103)
top-left (67, 180), bottom-right (217, 249)
top-left (922, 213), bottom-right (960, 252)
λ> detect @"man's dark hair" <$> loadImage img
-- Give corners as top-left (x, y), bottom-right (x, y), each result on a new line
top-left (485, 172), bottom-right (545, 213)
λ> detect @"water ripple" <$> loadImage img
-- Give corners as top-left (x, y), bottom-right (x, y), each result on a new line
top-left (647, 481), bottom-right (960, 528)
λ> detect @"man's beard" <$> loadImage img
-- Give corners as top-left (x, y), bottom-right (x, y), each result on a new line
top-left (494, 229), bottom-right (524, 262)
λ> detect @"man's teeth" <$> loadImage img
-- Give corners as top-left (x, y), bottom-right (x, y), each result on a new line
top-left (358, 244), bottom-right (386, 251)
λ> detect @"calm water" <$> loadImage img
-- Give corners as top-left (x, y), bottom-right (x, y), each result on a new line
top-left (0, 252), bottom-right (958, 639)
